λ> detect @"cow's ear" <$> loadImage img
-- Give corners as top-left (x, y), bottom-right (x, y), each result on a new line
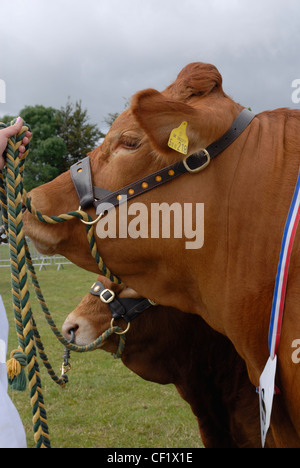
top-left (164, 62), bottom-right (224, 101)
top-left (131, 89), bottom-right (204, 156)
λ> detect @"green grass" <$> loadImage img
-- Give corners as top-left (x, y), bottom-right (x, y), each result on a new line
top-left (0, 263), bottom-right (202, 448)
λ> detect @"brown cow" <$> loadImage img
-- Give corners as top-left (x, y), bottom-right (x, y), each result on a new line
top-left (62, 275), bottom-right (275, 448)
top-left (22, 62), bottom-right (300, 446)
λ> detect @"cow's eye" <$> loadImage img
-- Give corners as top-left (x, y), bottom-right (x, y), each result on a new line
top-left (122, 139), bottom-right (139, 149)
top-left (120, 137), bottom-right (140, 150)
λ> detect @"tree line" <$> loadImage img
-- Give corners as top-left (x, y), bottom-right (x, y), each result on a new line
top-left (0, 99), bottom-right (121, 191)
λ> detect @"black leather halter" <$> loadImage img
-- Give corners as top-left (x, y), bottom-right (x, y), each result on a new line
top-left (90, 280), bottom-right (153, 324)
top-left (69, 109), bottom-right (256, 325)
top-left (70, 109), bottom-right (255, 214)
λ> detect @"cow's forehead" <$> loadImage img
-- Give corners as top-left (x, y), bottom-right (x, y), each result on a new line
top-left (109, 108), bottom-right (143, 137)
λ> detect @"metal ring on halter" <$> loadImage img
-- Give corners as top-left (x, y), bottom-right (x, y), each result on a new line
top-left (78, 206), bottom-right (104, 225)
top-left (110, 318), bottom-right (131, 335)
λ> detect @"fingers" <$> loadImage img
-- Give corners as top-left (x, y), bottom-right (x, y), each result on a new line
top-left (21, 137), bottom-right (29, 147)
top-left (3, 116), bottom-right (23, 138)
top-left (2, 120), bottom-right (32, 143)
top-left (0, 121), bottom-right (32, 167)
top-left (19, 132), bottom-right (32, 157)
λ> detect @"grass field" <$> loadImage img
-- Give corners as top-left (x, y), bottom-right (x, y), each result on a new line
top-left (0, 262), bottom-right (203, 449)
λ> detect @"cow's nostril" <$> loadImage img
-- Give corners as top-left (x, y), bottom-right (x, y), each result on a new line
top-left (0, 226), bottom-right (8, 244)
top-left (69, 327), bottom-right (78, 343)
top-left (62, 322), bottom-right (79, 341)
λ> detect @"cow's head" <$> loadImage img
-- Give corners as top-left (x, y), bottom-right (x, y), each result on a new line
top-left (62, 275), bottom-right (202, 384)
top-left (23, 62), bottom-right (244, 311)
top-left (62, 275), bottom-right (273, 449)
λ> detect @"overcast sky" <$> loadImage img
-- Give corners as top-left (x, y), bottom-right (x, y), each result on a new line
top-left (0, 0), bottom-right (299, 132)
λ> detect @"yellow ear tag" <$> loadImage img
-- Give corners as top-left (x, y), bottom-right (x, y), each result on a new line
top-left (168, 121), bottom-right (189, 155)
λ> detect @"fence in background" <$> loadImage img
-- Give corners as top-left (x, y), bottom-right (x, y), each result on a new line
top-left (0, 238), bottom-right (72, 271)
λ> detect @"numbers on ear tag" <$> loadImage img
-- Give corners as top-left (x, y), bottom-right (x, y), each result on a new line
top-left (168, 121), bottom-right (189, 155)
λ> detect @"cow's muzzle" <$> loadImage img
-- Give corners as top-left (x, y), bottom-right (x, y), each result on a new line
top-left (0, 225), bottom-right (8, 244)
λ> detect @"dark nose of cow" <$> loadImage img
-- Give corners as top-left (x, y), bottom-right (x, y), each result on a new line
top-left (62, 322), bottom-right (79, 342)
top-left (0, 225), bottom-right (8, 244)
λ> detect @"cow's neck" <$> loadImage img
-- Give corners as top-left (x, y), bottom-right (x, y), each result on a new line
top-left (206, 111), bottom-right (300, 377)
top-left (98, 111), bottom-right (300, 381)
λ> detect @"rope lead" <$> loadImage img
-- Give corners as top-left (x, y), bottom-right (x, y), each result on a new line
top-left (0, 119), bottom-right (125, 448)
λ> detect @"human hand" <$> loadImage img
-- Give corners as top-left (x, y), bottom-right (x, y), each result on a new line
top-left (0, 117), bottom-right (32, 170)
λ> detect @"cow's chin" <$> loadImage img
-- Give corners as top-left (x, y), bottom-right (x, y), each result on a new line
top-left (73, 330), bottom-right (97, 347)
top-left (30, 239), bottom-right (57, 256)
top-left (74, 326), bottom-right (98, 347)
top-left (22, 211), bottom-right (61, 255)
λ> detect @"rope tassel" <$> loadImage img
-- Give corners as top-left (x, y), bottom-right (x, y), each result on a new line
top-left (7, 349), bottom-right (27, 391)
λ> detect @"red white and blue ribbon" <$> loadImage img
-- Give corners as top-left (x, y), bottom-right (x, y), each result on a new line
top-left (268, 169), bottom-right (300, 359)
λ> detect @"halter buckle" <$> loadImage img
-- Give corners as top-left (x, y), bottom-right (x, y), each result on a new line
top-left (100, 289), bottom-right (115, 304)
top-left (183, 149), bottom-right (210, 173)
